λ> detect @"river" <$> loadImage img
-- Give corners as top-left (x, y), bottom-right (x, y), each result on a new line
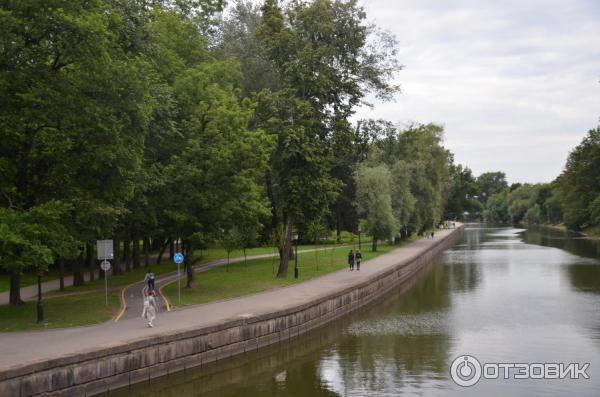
top-left (111, 224), bottom-right (600, 396)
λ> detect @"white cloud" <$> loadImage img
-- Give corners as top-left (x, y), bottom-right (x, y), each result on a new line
top-left (356, 0), bottom-right (600, 183)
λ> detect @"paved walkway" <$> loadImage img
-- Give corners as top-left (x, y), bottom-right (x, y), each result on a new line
top-left (120, 245), bottom-right (349, 320)
top-left (0, 227), bottom-right (460, 371)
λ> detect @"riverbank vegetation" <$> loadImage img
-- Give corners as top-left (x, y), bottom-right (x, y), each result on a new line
top-left (482, 128), bottom-right (600, 236)
top-left (442, 127), bottom-right (600, 237)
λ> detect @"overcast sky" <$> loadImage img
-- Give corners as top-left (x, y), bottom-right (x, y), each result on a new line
top-left (354, 0), bottom-right (600, 183)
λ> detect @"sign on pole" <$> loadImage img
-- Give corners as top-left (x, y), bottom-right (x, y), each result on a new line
top-left (96, 240), bottom-right (114, 260)
top-left (100, 260), bottom-right (111, 272)
top-left (97, 240), bottom-right (114, 306)
top-left (173, 253), bottom-right (184, 304)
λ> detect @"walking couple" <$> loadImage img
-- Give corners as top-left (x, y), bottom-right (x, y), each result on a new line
top-left (348, 249), bottom-right (362, 271)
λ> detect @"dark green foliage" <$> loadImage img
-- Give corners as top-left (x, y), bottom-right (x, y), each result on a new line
top-left (558, 127), bottom-right (600, 231)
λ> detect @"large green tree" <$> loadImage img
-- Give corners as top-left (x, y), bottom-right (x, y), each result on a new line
top-left (256, 0), bottom-right (400, 277)
top-left (165, 61), bottom-right (272, 288)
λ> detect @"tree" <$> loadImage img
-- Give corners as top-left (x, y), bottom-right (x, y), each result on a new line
top-left (476, 172), bottom-right (508, 204)
top-left (558, 127), bottom-right (600, 231)
top-left (507, 184), bottom-right (537, 224)
top-left (390, 160), bottom-right (416, 237)
top-left (523, 204), bottom-right (541, 224)
top-left (355, 165), bottom-right (398, 251)
top-left (443, 163), bottom-right (479, 220)
top-left (220, 227), bottom-right (243, 271)
top-left (165, 61), bottom-right (272, 288)
top-left (484, 190), bottom-right (510, 223)
top-left (255, 0), bottom-right (401, 277)
top-left (0, 0), bottom-right (156, 293)
top-left (307, 219), bottom-right (326, 269)
top-left (213, 0), bottom-right (280, 96)
top-left (0, 202), bottom-right (76, 304)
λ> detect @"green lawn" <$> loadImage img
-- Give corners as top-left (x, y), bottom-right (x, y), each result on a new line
top-left (163, 244), bottom-right (396, 307)
top-left (0, 240), bottom-right (384, 331)
top-left (0, 291), bottom-right (120, 332)
top-left (1, 243), bottom-right (362, 296)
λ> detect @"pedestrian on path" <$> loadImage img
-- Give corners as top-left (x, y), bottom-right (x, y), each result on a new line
top-left (142, 291), bottom-right (158, 327)
top-left (355, 249), bottom-right (362, 271)
top-left (144, 270), bottom-right (155, 292)
top-left (348, 249), bottom-right (355, 271)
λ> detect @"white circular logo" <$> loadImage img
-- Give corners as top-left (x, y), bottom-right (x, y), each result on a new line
top-left (450, 355), bottom-right (482, 387)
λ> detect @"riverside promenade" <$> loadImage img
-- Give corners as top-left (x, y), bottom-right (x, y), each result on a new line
top-left (0, 224), bottom-right (463, 396)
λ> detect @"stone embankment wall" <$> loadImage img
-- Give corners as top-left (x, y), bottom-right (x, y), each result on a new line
top-left (0, 225), bottom-right (463, 397)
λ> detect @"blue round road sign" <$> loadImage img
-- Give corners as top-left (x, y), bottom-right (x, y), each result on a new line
top-left (173, 253), bottom-right (184, 264)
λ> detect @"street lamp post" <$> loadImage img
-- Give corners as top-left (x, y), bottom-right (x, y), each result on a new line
top-left (294, 234), bottom-right (299, 279)
top-left (36, 274), bottom-right (44, 324)
top-left (358, 225), bottom-right (362, 251)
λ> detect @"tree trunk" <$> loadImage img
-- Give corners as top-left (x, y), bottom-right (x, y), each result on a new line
top-left (276, 215), bottom-right (293, 278)
top-left (86, 242), bottom-right (95, 282)
top-left (169, 239), bottom-right (175, 260)
top-left (132, 237), bottom-right (140, 269)
top-left (185, 241), bottom-right (196, 288)
top-left (113, 239), bottom-right (121, 276)
top-left (151, 236), bottom-right (161, 251)
top-left (73, 251), bottom-right (85, 286)
top-left (58, 257), bottom-right (65, 292)
top-left (157, 238), bottom-right (169, 264)
top-left (143, 236), bottom-right (150, 267)
top-left (9, 272), bottom-right (23, 305)
top-left (372, 237), bottom-right (378, 252)
top-left (124, 238), bottom-right (131, 273)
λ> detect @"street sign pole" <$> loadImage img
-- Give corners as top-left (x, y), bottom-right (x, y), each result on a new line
top-left (104, 255), bottom-right (108, 306)
top-left (97, 240), bottom-right (114, 307)
top-left (173, 249), bottom-right (184, 305)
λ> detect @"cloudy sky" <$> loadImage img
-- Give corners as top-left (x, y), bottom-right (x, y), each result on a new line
top-left (355, 0), bottom-right (600, 183)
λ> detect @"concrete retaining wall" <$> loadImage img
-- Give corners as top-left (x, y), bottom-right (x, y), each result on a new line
top-left (0, 226), bottom-right (463, 397)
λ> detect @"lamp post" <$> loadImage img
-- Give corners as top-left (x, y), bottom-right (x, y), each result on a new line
top-left (294, 234), bottom-right (299, 279)
top-left (36, 274), bottom-right (44, 324)
top-left (358, 225), bottom-right (362, 251)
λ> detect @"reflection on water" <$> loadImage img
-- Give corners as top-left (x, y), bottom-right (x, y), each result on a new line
top-left (111, 224), bottom-right (600, 397)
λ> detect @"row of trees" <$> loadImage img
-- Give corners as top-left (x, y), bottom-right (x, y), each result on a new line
top-left (354, 122), bottom-right (452, 250)
top-left (460, 126), bottom-right (600, 234)
top-left (1, 0), bottom-right (416, 305)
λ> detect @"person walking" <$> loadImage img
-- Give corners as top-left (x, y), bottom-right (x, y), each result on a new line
top-left (355, 249), bottom-right (362, 271)
top-left (141, 291), bottom-right (158, 327)
top-left (348, 249), bottom-right (355, 271)
top-left (144, 270), bottom-right (155, 292)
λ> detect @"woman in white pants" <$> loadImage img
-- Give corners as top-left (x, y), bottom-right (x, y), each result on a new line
top-left (141, 291), bottom-right (158, 327)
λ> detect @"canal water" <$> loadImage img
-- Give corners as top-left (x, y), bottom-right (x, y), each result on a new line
top-left (112, 225), bottom-right (600, 396)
